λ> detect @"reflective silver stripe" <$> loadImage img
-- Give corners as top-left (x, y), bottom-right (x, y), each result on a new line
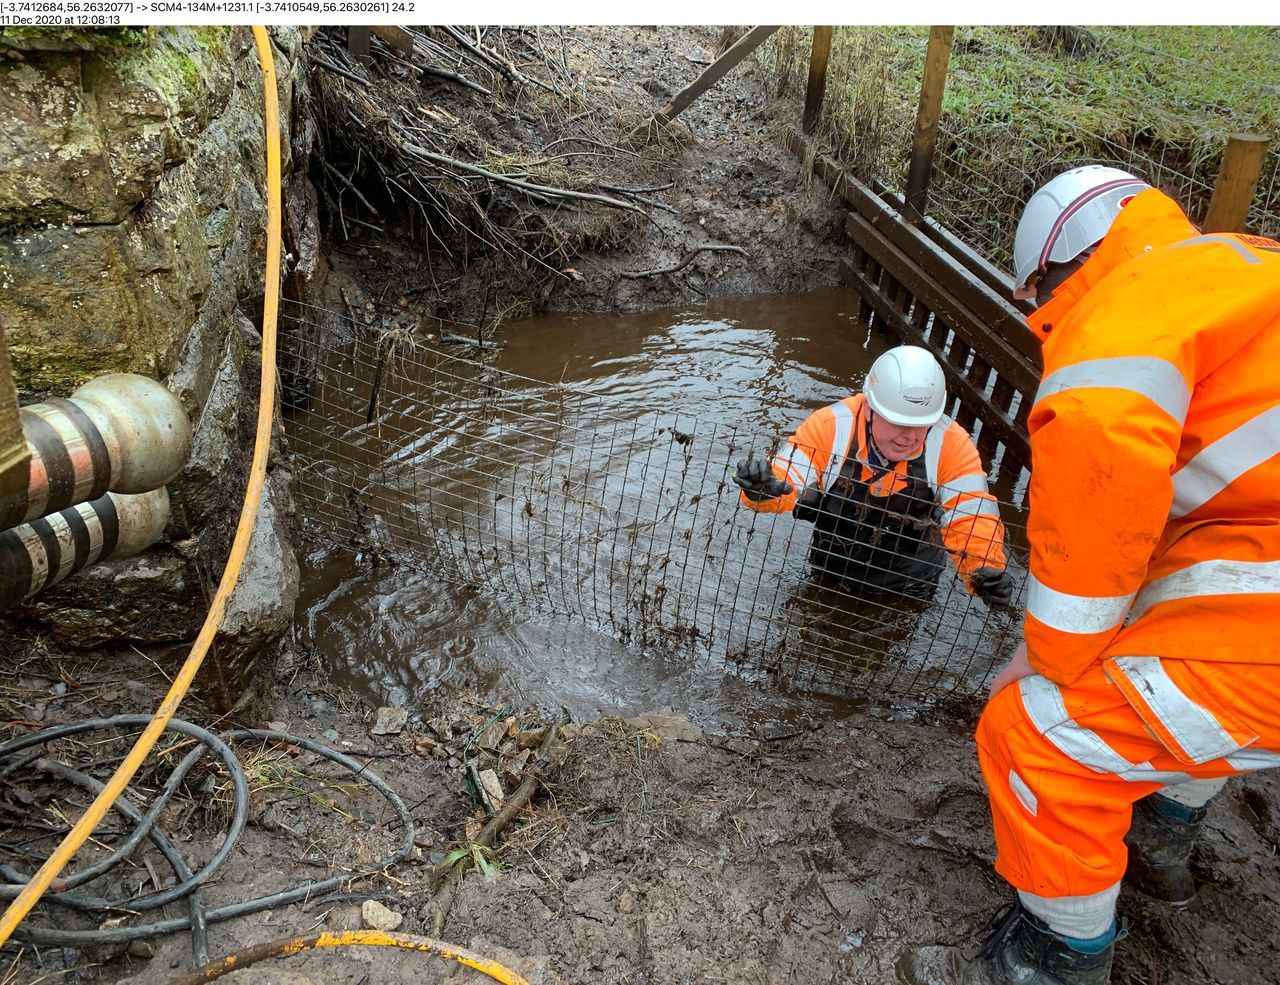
top-left (1226, 747), bottom-right (1280, 771)
top-left (1127, 762), bottom-right (1197, 785)
top-left (1019, 677), bottom-right (1193, 784)
top-left (13, 523), bottom-right (47, 596)
top-left (823, 401), bottom-right (856, 490)
top-left (923, 416), bottom-right (953, 494)
top-left (1009, 770), bottom-right (1038, 816)
top-left (1027, 574), bottom-right (1133, 635)
top-left (1109, 656), bottom-right (1250, 764)
top-left (1170, 404), bottom-right (1280, 518)
top-left (75, 499), bottom-right (106, 565)
top-left (941, 495), bottom-right (1001, 529)
top-left (1130, 558), bottom-right (1280, 621)
top-left (1159, 776), bottom-right (1228, 806)
top-left (44, 511), bottom-right (78, 586)
top-left (1172, 234), bottom-right (1262, 264)
top-left (774, 444), bottom-right (818, 491)
top-left (937, 471), bottom-right (990, 505)
top-left (1035, 356), bottom-right (1190, 424)
top-left (1020, 676), bottom-right (1134, 775)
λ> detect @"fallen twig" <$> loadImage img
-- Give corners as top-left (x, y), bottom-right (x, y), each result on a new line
top-left (416, 61), bottom-right (492, 96)
top-left (429, 722), bottom-right (560, 934)
top-left (310, 54), bottom-right (368, 87)
top-left (619, 244), bottom-right (749, 279)
top-left (321, 160), bottom-right (380, 217)
top-left (396, 136), bottom-right (650, 215)
top-left (597, 181), bottom-right (676, 195)
top-left (594, 181), bottom-right (678, 213)
top-left (441, 25), bottom-right (557, 94)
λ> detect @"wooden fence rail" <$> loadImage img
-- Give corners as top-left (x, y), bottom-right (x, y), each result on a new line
top-left (786, 129), bottom-right (1040, 471)
top-left (790, 24), bottom-right (1273, 474)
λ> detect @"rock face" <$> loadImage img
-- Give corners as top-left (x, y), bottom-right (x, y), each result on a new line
top-left (1, 26), bottom-right (317, 708)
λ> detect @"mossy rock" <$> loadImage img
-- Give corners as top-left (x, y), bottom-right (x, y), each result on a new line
top-left (0, 26), bottom-right (151, 52)
top-left (0, 187), bottom-right (213, 399)
top-left (0, 26), bottom-right (236, 226)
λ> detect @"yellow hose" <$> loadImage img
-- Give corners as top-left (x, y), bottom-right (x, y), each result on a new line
top-left (168, 930), bottom-right (533, 985)
top-left (0, 25), bottom-right (283, 947)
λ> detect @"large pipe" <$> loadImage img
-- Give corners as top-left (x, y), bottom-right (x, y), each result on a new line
top-left (0, 374), bottom-right (192, 532)
top-left (0, 487), bottom-right (170, 612)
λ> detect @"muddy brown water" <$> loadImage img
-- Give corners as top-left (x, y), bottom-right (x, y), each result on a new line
top-left (290, 287), bottom-right (1028, 729)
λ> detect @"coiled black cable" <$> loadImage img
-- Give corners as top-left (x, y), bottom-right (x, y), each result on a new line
top-left (0, 717), bottom-right (415, 965)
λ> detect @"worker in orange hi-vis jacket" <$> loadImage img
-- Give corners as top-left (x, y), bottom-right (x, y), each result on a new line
top-left (732, 344), bottom-right (1013, 608)
top-left (905, 166), bottom-right (1280, 985)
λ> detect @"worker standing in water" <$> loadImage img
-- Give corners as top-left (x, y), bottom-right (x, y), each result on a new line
top-left (733, 344), bottom-right (1014, 609)
top-left (906, 165), bottom-right (1280, 985)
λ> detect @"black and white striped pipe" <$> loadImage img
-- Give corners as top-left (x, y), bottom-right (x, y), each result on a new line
top-left (0, 374), bottom-right (191, 533)
top-left (0, 487), bottom-right (170, 612)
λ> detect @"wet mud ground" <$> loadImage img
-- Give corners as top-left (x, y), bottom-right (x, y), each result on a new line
top-left (3, 24), bottom-right (1279, 985)
top-left (4, 643), bottom-right (1278, 985)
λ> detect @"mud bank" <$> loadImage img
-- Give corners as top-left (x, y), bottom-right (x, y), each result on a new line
top-left (4, 640), bottom-right (1277, 985)
top-left (309, 25), bottom-right (845, 332)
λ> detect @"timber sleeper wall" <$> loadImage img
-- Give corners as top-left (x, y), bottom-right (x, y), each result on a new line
top-left (787, 129), bottom-right (1042, 473)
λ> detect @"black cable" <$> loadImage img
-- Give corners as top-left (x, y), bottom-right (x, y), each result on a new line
top-left (0, 721), bottom-right (415, 956)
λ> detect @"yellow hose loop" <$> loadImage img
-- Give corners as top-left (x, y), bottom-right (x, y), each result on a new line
top-left (168, 930), bottom-right (534, 985)
top-left (0, 25), bottom-right (283, 947)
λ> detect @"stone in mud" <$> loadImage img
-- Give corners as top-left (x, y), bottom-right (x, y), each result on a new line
top-left (414, 735), bottom-right (438, 756)
top-left (360, 899), bottom-right (403, 932)
top-left (478, 720), bottom-right (507, 752)
top-left (503, 749), bottom-right (532, 788)
top-left (515, 727), bottom-right (548, 750)
top-left (371, 706), bottom-right (409, 736)
top-left (15, 549), bottom-right (200, 647)
top-left (624, 711), bottom-right (703, 744)
top-left (210, 471), bottom-right (300, 703)
top-left (476, 768), bottom-right (506, 813)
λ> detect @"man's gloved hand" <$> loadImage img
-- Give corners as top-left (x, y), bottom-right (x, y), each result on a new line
top-left (971, 566), bottom-right (1016, 609)
top-left (733, 455), bottom-right (793, 502)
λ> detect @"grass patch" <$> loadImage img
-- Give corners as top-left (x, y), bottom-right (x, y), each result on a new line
top-left (758, 25), bottom-right (1280, 267)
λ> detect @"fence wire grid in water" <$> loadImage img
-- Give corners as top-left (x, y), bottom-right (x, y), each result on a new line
top-left (282, 304), bottom-right (1029, 702)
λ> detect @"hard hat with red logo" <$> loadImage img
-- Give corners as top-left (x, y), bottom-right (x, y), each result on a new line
top-left (1012, 165), bottom-right (1151, 299)
top-left (863, 345), bottom-right (947, 427)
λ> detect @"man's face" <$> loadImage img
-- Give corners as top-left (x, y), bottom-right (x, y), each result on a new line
top-left (869, 413), bottom-right (928, 462)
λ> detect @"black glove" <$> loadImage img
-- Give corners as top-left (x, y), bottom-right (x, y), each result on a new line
top-left (970, 566), bottom-right (1015, 610)
top-left (733, 455), bottom-right (793, 502)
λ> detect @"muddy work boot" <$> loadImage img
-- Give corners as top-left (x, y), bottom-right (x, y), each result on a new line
top-left (900, 901), bottom-right (1119, 985)
top-left (1124, 793), bottom-right (1208, 906)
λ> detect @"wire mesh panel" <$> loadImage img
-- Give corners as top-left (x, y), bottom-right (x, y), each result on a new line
top-left (283, 307), bottom-right (1028, 702)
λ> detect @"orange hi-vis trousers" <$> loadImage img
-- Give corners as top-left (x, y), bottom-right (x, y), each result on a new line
top-left (976, 656), bottom-right (1280, 898)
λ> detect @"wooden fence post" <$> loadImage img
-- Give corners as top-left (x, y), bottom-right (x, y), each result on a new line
top-left (903, 26), bottom-right (954, 226)
top-left (347, 26), bottom-right (372, 66)
top-left (371, 25), bottom-right (415, 56)
top-left (631, 26), bottom-right (780, 140)
top-left (803, 26), bottom-right (833, 133)
top-left (1203, 133), bottom-right (1271, 233)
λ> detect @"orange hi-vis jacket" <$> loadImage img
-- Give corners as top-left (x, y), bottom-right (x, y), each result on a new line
top-left (1024, 188), bottom-right (1280, 693)
top-left (740, 392), bottom-right (1007, 585)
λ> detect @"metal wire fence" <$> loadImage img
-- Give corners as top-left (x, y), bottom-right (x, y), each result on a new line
top-left (761, 25), bottom-right (1280, 272)
top-left (281, 304), bottom-right (1028, 702)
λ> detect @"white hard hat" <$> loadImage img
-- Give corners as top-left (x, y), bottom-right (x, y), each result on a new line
top-left (863, 345), bottom-right (947, 427)
top-left (1012, 165), bottom-right (1150, 297)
